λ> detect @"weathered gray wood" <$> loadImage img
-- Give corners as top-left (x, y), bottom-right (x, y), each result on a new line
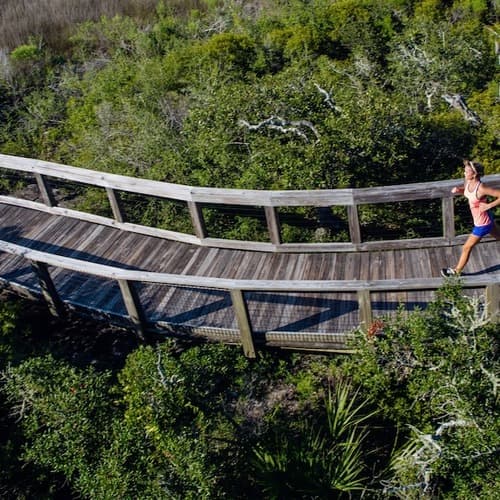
top-left (30, 260), bottom-right (65, 317)
top-left (265, 206), bottom-right (282, 245)
top-left (34, 173), bottom-right (56, 207)
top-left (187, 201), bottom-right (207, 239)
top-left (0, 197), bottom-right (201, 245)
top-left (2, 153), bottom-right (498, 210)
top-left (118, 279), bottom-right (146, 341)
top-left (442, 197), bottom-right (455, 240)
top-left (2, 240), bottom-right (498, 293)
top-left (1, 204), bottom-right (498, 356)
top-left (485, 283), bottom-right (499, 322)
top-left (106, 187), bottom-right (124, 223)
top-left (357, 289), bottom-right (372, 331)
top-left (230, 289), bottom-right (256, 358)
top-left (1, 194), bottom-right (474, 253)
top-left (266, 190), bottom-right (354, 206)
top-left (0, 154), bottom-right (193, 200)
top-left (2, 153), bottom-right (500, 253)
top-left (347, 205), bottom-right (362, 245)
top-left (353, 184), bottom-right (459, 203)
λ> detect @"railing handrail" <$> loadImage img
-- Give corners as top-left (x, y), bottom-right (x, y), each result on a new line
top-left (1, 239), bottom-right (498, 292)
top-left (1, 153), bottom-right (500, 253)
top-left (2, 235), bottom-right (499, 357)
top-left (3, 153), bottom-right (499, 205)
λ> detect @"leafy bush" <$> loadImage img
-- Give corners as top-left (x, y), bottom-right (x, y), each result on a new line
top-left (1, 354), bottom-right (115, 497)
top-left (252, 380), bottom-right (376, 498)
top-left (9, 43), bottom-right (40, 62)
top-left (344, 281), bottom-right (499, 498)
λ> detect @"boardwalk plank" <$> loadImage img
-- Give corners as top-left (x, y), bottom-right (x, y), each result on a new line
top-left (0, 203), bottom-right (498, 351)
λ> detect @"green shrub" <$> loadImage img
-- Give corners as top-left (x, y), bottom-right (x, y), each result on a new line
top-left (10, 43), bottom-right (40, 61)
top-left (252, 379), bottom-right (376, 498)
top-left (344, 282), bottom-right (499, 498)
top-left (2, 355), bottom-right (115, 495)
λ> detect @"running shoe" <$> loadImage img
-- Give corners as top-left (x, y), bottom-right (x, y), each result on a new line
top-left (440, 267), bottom-right (458, 277)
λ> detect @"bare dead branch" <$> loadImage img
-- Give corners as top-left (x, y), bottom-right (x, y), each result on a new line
top-left (314, 83), bottom-right (342, 112)
top-left (480, 363), bottom-right (499, 397)
top-left (329, 66), bottom-right (363, 90)
top-left (385, 418), bottom-right (472, 497)
top-left (238, 115), bottom-right (320, 142)
top-left (156, 350), bottom-right (168, 389)
top-left (155, 350), bottom-right (184, 390)
top-left (424, 82), bottom-right (440, 111)
top-left (442, 93), bottom-right (481, 125)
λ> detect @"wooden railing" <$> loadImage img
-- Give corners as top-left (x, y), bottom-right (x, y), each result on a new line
top-left (0, 240), bottom-right (498, 357)
top-left (2, 153), bottom-right (499, 252)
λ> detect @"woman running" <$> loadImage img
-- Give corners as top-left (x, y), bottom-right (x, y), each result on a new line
top-left (441, 160), bottom-right (500, 277)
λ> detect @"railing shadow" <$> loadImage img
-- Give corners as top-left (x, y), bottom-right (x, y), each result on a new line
top-left (462, 264), bottom-right (500, 276)
top-left (139, 286), bottom-right (433, 333)
top-left (0, 220), bottom-right (496, 336)
top-left (0, 226), bottom-right (144, 270)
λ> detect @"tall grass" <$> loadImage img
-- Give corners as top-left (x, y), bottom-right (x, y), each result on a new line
top-left (0, 0), bottom-right (208, 51)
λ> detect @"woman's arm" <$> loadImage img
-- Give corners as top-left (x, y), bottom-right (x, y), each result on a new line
top-left (478, 183), bottom-right (500, 212)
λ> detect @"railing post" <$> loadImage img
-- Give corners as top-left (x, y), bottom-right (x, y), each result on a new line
top-left (35, 173), bottom-right (56, 207)
top-left (188, 201), bottom-right (207, 239)
top-left (357, 289), bottom-right (372, 331)
top-left (347, 205), bottom-right (361, 245)
top-left (442, 197), bottom-right (455, 241)
top-left (230, 289), bottom-right (256, 358)
top-left (106, 187), bottom-right (124, 223)
top-left (30, 260), bottom-right (65, 317)
top-left (265, 206), bottom-right (281, 245)
top-left (118, 279), bottom-right (147, 341)
top-left (486, 284), bottom-right (499, 322)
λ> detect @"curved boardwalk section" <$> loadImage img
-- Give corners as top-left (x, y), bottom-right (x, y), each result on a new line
top-left (0, 154), bottom-right (498, 356)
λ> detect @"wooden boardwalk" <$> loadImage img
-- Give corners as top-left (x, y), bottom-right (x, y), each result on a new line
top-left (1, 203), bottom-right (498, 353)
top-left (0, 154), bottom-right (498, 355)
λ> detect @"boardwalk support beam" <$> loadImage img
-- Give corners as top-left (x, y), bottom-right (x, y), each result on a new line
top-left (30, 260), bottom-right (65, 317)
top-left (35, 173), bottom-right (56, 207)
top-left (265, 206), bottom-right (281, 245)
top-left (230, 289), bottom-right (256, 358)
top-left (486, 283), bottom-right (499, 322)
top-left (106, 187), bottom-right (124, 223)
top-left (357, 289), bottom-right (372, 332)
top-left (442, 197), bottom-right (455, 241)
top-left (118, 279), bottom-right (147, 341)
top-left (347, 205), bottom-right (361, 245)
top-left (188, 201), bottom-right (207, 239)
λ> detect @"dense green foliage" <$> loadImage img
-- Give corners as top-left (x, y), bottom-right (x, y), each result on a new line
top-left (345, 281), bottom-right (499, 498)
top-left (0, 0), bottom-right (499, 239)
top-left (0, 282), bottom-right (497, 498)
top-left (2, 0), bottom-right (499, 177)
top-left (0, 2), bottom-right (498, 497)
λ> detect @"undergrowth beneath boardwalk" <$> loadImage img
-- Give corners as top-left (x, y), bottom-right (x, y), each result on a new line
top-left (0, 289), bottom-right (141, 370)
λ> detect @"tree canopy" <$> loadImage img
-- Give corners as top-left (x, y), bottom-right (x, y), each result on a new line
top-left (1, 0), bottom-right (498, 191)
top-left (0, 4), bottom-right (498, 496)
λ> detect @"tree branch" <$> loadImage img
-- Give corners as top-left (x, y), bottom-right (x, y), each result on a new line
top-left (313, 83), bottom-right (342, 112)
top-left (442, 93), bottom-right (481, 125)
top-left (480, 363), bottom-right (499, 397)
top-left (239, 115), bottom-right (320, 142)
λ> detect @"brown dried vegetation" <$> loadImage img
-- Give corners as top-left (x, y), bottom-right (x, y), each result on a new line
top-left (0, 0), bottom-right (209, 51)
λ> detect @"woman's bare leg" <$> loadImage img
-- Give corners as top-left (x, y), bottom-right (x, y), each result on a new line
top-left (455, 234), bottom-right (481, 273)
top-left (489, 222), bottom-right (500, 240)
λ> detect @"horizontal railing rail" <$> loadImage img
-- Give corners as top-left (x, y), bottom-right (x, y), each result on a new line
top-left (1, 153), bottom-right (500, 252)
top-left (1, 239), bottom-right (498, 356)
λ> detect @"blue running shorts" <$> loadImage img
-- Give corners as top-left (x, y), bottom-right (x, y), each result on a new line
top-left (472, 213), bottom-right (494, 237)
